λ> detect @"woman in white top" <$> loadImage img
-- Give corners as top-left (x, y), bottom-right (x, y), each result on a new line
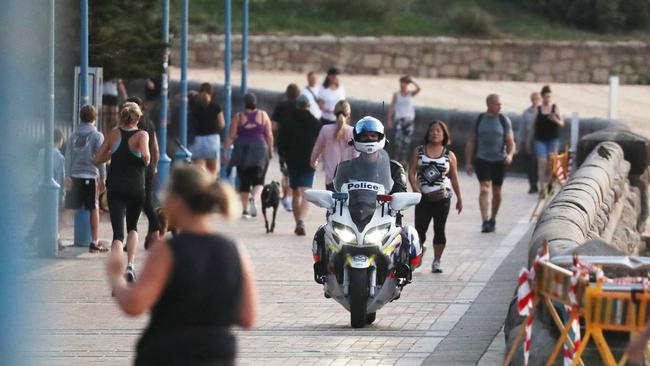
top-left (310, 100), bottom-right (358, 191)
top-left (101, 79), bottom-right (128, 136)
top-left (317, 67), bottom-right (346, 125)
top-left (408, 121), bottom-right (462, 274)
top-left (387, 75), bottom-right (421, 168)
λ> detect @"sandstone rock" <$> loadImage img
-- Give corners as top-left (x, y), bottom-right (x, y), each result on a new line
top-left (578, 130), bottom-right (650, 176)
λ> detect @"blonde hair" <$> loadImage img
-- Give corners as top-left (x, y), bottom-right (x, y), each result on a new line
top-left (119, 102), bottom-right (142, 126)
top-left (169, 166), bottom-right (236, 220)
top-left (333, 100), bottom-right (351, 141)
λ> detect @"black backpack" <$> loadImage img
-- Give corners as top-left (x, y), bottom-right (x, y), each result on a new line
top-left (473, 113), bottom-right (509, 157)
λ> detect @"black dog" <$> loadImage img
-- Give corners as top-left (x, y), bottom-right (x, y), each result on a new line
top-left (261, 181), bottom-right (280, 233)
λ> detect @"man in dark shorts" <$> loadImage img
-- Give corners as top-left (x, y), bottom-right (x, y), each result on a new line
top-left (63, 105), bottom-right (108, 252)
top-left (271, 83), bottom-right (300, 212)
top-left (277, 95), bottom-right (321, 235)
top-left (465, 94), bottom-right (515, 233)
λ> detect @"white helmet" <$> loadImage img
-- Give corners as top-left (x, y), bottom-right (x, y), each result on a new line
top-left (352, 116), bottom-right (386, 154)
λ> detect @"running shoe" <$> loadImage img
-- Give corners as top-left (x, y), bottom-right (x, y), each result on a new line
top-left (89, 241), bottom-right (109, 253)
top-left (481, 220), bottom-right (490, 233)
top-left (125, 265), bottom-right (136, 283)
top-left (294, 221), bottom-right (306, 236)
top-left (248, 198), bottom-right (258, 217)
top-left (432, 260), bottom-right (443, 273)
top-left (528, 187), bottom-right (539, 194)
top-left (241, 211), bottom-right (252, 220)
top-left (486, 218), bottom-right (496, 233)
top-left (282, 197), bottom-right (293, 212)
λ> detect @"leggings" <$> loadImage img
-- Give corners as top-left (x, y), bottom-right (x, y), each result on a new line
top-left (142, 172), bottom-right (161, 232)
top-left (107, 190), bottom-right (144, 242)
top-left (414, 197), bottom-right (451, 246)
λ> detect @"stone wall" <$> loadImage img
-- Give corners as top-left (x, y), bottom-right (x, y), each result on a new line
top-left (177, 34), bottom-right (650, 84)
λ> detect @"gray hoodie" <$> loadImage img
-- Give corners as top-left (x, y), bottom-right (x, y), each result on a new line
top-left (64, 123), bottom-right (106, 180)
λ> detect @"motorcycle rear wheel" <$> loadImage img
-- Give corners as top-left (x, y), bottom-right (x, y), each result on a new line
top-left (349, 268), bottom-right (369, 328)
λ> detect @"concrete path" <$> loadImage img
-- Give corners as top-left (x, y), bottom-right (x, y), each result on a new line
top-left (170, 67), bottom-right (650, 138)
top-left (26, 161), bottom-right (537, 365)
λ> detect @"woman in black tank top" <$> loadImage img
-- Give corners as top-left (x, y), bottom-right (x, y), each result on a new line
top-left (96, 102), bottom-right (150, 283)
top-left (106, 166), bottom-right (258, 366)
top-left (532, 85), bottom-right (564, 193)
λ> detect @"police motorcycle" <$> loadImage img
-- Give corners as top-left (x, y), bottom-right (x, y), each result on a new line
top-left (306, 117), bottom-right (422, 328)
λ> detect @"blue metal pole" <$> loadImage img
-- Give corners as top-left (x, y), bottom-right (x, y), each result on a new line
top-left (241, 0), bottom-right (249, 96)
top-left (221, 0), bottom-right (232, 180)
top-left (174, 0), bottom-right (191, 162)
top-left (79, 0), bottom-right (89, 106)
top-left (39, 0), bottom-right (60, 257)
top-left (157, 0), bottom-right (171, 187)
top-left (74, 0), bottom-right (91, 247)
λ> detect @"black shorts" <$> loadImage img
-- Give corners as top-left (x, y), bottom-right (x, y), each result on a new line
top-left (64, 178), bottom-right (97, 210)
top-left (238, 166), bottom-right (266, 192)
top-left (475, 158), bottom-right (506, 186)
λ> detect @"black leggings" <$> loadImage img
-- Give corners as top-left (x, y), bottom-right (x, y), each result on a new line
top-left (415, 197), bottom-right (451, 246)
top-left (108, 190), bottom-right (144, 242)
top-left (142, 172), bottom-right (161, 232)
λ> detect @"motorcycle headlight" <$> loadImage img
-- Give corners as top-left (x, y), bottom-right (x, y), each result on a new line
top-left (333, 222), bottom-right (357, 244)
top-left (364, 223), bottom-right (391, 245)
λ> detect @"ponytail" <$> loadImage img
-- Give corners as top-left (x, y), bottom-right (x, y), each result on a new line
top-left (169, 166), bottom-right (237, 219)
top-left (333, 100), bottom-right (351, 141)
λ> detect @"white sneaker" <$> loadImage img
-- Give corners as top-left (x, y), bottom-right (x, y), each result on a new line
top-left (241, 211), bottom-right (252, 220)
top-left (248, 198), bottom-right (257, 217)
top-left (432, 261), bottom-right (442, 273)
top-left (282, 197), bottom-right (293, 212)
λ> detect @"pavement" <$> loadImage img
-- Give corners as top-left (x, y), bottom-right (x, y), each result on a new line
top-left (25, 157), bottom-right (538, 366)
top-left (170, 67), bottom-right (650, 138)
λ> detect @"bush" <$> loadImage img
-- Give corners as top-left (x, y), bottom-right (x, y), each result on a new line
top-left (619, 0), bottom-right (650, 29)
top-left (323, 0), bottom-right (396, 20)
top-left (449, 5), bottom-right (495, 37)
top-left (529, 0), bottom-right (650, 32)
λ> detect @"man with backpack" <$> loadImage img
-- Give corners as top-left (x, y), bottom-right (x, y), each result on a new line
top-left (465, 94), bottom-right (516, 233)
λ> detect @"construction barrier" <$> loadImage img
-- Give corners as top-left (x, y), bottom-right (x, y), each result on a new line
top-left (504, 249), bottom-right (650, 366)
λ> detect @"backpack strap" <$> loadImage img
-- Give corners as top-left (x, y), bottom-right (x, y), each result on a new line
top-left (473, 113), bottom-right (485, 156)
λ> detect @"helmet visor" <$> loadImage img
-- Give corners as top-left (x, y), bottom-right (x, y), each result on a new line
top-left (354, 118), bottom-right (384, 138)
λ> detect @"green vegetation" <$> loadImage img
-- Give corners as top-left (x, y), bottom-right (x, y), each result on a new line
top-left (175, 0), bottom-right (650, 41)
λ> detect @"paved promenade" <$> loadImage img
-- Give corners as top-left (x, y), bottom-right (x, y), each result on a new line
top-left (27, 162), bottom-right (537, 365)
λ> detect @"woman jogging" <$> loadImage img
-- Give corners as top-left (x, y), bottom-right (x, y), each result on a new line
top-left (408, 121), bottom-right (462, 273)
top-left (310, 100), bottom-right (359, 191)
top-left (223, 93), bottom-right (274, 219)
top-left (189, 82), bottom-right (225, 180)
top-left (529, 85), bottom-right (564, 194)
top-left (96, 102), bottom-right (149, 283)
top-left (107, 166), bottom-right (258, 366)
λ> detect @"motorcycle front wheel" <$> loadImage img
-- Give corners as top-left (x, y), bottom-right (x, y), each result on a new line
top-left (349, 268), bottom-right (369, 328)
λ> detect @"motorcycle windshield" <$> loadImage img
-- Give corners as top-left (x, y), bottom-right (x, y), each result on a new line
top-left (333, 150), bottom-right (393, 194)
top-left (333, 150), bottom-right (393, 232)
top-left (348, 190), bottom-right (377, 232)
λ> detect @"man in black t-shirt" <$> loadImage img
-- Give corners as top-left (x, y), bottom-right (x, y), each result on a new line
top-left (271, 83), bottom-right (300, 212)
top-left (277, 95), bottom-right (320, 235)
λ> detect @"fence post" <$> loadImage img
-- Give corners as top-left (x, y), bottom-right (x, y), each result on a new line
top-left (608, 76), bottom-right (619, 120)
top-left (157, 0), bottom-right (172, 188)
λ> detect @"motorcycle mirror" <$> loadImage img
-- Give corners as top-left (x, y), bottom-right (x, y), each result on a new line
top-left (391, 192), bottom-right (422, 211)
top-left (305, 189), bottom-right (334, 209)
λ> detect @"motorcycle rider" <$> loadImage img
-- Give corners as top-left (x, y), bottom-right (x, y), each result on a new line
top-left (312, 116), bottom-right (422, 283)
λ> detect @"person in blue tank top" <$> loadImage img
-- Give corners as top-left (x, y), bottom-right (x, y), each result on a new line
top-left (106, 166), bottom-right (258, 366)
